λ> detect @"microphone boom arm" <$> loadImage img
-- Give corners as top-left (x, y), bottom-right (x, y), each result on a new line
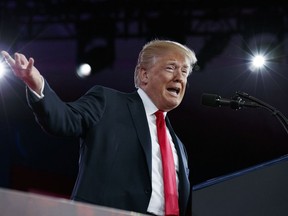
top-left (236, 91), bottom-right (288, 136)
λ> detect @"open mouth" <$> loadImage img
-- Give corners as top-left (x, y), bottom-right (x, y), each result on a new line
top-left (167, 87), bottom-right (180, 95)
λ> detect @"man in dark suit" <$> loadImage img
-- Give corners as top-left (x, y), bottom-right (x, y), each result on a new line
top-left (2, 39), bottom-right (197, 216)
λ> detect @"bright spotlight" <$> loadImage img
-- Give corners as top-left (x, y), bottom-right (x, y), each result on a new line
top-left (0, 61), bottom-right (7, 78)
top-left (249, 54), bottom-right (268, 72)
top-left (242, 33), bottom-right (284, 73)
top-left (76, 63), bottom-right (92, 78)
top-left (252, 55), bottom-right (266, 68)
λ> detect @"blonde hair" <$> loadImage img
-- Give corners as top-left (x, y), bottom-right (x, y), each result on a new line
top-left (134, 39), bottom-right (197, 88)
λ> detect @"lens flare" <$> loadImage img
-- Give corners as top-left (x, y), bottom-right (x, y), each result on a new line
top-left (0, 61), bottom-right (6, 78)
top-left (252, 55), bottom-right (265, 68)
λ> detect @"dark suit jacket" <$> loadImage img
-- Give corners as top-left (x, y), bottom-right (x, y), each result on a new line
top-left (27, 81), bottom-right (191, 216)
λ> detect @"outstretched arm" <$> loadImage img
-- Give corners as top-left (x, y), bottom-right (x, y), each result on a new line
top-left (1, 51), bottom-right (43, 95)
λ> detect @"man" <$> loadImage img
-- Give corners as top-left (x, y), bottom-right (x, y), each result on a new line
top-left (2, 39), bottom-right (197, 216)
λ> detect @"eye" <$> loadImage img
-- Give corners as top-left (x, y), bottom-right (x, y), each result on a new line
top-left (181, 67), bottom-right (189, 76)
top-left (166, 65), bottom-right (175, 72)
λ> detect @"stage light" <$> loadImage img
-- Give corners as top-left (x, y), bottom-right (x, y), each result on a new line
top-left (75, 18), bottom-right (116, 78)
top-left (0, 61), bottom-right (7, 79)
top-left (241, 32), bottom-right (285, 73)
top-left (76, 39), bottom-right (115, 78)
top-left (252, 55), bottom-right (265, 68)
top-left (248, 54), bottom-right (267, 72)
top-left (76, 63), bottom-right (92, 78)
top-left (239, 11), bottom-right (285, 73)
top-left (0, 42), bottom-right (10, 79)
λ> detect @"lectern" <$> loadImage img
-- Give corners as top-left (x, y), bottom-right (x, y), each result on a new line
top-left (0, 187), bottom-right (146, 216)
top-left (192, 154), bottom-right (288, 216)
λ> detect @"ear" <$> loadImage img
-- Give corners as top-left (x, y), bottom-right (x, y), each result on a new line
top-left (139, 68), bottom-right (149, 84)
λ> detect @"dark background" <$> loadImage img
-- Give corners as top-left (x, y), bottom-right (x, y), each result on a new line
top-left (1, 0), bottom-right (288, 200)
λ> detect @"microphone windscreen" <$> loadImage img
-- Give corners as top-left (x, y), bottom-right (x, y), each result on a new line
top-left (201, 93), bottom-right (220, 107)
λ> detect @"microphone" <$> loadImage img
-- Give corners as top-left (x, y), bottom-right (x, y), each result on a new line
top-left (201, 93), bottom-right (259, 110)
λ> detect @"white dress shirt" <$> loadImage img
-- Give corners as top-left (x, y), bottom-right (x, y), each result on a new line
top-left (137, 88), bottom-right (179, 216)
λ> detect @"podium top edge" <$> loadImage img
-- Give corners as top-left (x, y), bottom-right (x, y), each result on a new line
top-left (192, 153), bottom-right (288, 191)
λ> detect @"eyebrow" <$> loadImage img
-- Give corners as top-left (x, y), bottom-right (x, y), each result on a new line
top-left (166, 61), bottom-right (190, 69)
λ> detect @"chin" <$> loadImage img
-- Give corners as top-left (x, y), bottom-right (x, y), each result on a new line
top-left (168, 102), bottom-right (180, 110)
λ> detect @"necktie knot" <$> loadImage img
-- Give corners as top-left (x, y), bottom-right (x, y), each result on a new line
top-left (155, 110), bottom-right (164, 118)
top-left (155, 110), bottom-right (165, 127)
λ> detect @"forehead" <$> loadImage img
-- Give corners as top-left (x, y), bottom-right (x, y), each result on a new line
top-left (157, 51), bottom-right (191, 67)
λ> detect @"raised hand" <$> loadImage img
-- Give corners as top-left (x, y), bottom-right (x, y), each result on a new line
top-left (1, 51), bottom-right (43, 94)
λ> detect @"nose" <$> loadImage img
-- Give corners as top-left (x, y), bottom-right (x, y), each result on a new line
top-left (173, 69), bottom-right (186, 83)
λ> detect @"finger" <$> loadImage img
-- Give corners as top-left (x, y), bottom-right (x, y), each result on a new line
top-left (1, 51), bottom-right (15, 65)
top-left (27, 57), bottom-right (34, 72)
top-left (16, 52), bottom-right (29, 65)
top-left (14, 53), bottom-right (22, 67)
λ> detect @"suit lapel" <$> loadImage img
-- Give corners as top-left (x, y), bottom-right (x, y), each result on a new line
top-left (166, 116), bottom-right (190, 215)
top-left (127, 92), bottom-right (152, 179)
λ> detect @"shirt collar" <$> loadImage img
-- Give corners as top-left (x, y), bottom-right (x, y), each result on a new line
top-left (137, 88), bottom-right (162, 116)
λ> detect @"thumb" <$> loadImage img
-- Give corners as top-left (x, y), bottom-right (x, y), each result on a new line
top-left (27, 57), bottom-right (35, 72)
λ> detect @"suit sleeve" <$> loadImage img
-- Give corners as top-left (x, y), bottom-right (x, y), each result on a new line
top-left (26, 79), bottom-right (105, 137)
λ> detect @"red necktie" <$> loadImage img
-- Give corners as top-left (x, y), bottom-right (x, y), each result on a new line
top-left (155, 111), bottom-right (179, 216)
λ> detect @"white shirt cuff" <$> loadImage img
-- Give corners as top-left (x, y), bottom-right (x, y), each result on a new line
top-left (28, 76), bottom-right (45, 99)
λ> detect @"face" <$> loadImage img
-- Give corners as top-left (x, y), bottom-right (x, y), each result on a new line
top-left (140, 51), bottom-right (190, 112)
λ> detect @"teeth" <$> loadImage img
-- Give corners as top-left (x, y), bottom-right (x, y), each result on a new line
top-left (168, 88), bottom-right (179, 94)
